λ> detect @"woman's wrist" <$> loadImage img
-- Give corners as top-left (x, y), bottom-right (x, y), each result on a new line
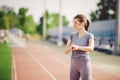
top-left (76, 45), bottom-right (79, 50)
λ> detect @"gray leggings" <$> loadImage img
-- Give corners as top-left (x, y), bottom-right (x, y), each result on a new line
top-left (70, 59), bottom-right (92, 80)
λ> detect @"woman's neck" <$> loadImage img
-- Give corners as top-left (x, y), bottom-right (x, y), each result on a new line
top-left (78, 29), bottom-right (87, 38)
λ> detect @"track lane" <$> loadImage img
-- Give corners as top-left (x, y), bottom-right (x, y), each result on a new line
top-left (13, 48), bottom-right (53, 80)
top-left (13, 42), bottom-right (120, 80)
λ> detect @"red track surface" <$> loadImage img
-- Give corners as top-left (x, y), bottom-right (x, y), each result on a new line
top-left (12, 42), bottom-right (120, 80)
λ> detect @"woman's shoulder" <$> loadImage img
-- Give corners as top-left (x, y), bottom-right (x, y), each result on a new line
top-left (86, 32), bottom-right (94, 39)
top-left (87, 32), bottom-right (94, 35)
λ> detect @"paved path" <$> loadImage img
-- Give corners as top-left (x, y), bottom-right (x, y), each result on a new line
top-left (12, 42), bottom-right (120, 80)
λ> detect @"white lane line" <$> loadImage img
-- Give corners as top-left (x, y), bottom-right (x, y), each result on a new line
top-left (33, 46), bottom-right (70, 68)
top-left (35, 46), bottom-right (69, 67)
top-left (12, 51), bottom-right (17, 80)
top-left (49, 55), bottom-right (69, 67)
top-left (25, 49), bottom-right (57, 80)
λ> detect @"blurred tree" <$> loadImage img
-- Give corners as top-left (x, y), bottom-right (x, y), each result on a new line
top-left (18, 8), bottom-right (28, 30)
top-left (36, 17), bottom-right (43, 35)
top-left (47, 13), bottom-right (59, 29)
top-left (24, 15), bottom-right (36, 34)
top-left (0, 6), bottom-right (37, 34)
top-left (47, 13), bottom-right (69, 29)
top-left (37, 10), bottom-right (69, 35)
top-left (0, 10), bottom-right (11, 29)
top-left (0, 10), bottom-right (6, 29)
top-left (17, 7), bottom-right (37, 34)
top-left (6, 11), bottom-right (17, 29)
top-left (63, 15), bottom-right (69, 26)
top-left (90, 0), bottom-right (116, 21)
top-left (3, 16), bottom-right (9, 29)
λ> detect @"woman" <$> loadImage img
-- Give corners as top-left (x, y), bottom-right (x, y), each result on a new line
top-left (65, 14), bottom-right (94, 80)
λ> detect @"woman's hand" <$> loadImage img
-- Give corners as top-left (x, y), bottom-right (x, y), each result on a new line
top-left (64, 38), bottom-right (72, 54)
top-left (71, 45), bottom-right (79, 51)
top-left (65, 47), bottom-right (72, 54)
top-left (71, 38), bottom-right (94, 52)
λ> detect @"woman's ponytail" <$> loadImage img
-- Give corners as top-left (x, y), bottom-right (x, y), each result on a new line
top-left (85, 19), bottom-right (89, 31)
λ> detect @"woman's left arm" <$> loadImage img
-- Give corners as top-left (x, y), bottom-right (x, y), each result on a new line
top-left (72, 38), bottom-right (94, 52)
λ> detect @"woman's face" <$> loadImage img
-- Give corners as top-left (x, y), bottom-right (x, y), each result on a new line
top-left (73, 19), bottom-right (83, 31)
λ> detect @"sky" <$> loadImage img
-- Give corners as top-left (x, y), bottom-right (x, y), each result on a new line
top-left (0, 0), bottom-right (99, 26)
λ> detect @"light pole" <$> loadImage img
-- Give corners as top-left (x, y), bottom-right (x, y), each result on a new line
top-left (57, 0), bottom-right (63, 46)
top-left (43, 0), bottom-right (46, 40)
top-left (116, 0), bottom-right (120, 49)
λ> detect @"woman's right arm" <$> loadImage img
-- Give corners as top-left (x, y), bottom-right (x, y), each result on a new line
top-left (64, 38), bottom-right (72, 54)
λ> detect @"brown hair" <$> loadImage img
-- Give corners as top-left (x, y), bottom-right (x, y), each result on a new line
top-left (74, 14), bottom-right (89, 31)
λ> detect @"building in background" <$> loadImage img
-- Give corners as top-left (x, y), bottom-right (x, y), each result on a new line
top-left (0, 5), bottom-right (14, 12)
top-left (48, 19), bottom-right (118, 54)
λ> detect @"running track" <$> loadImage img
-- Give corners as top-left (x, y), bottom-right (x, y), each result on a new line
top-left (12, 42), bottom-right (120, 80)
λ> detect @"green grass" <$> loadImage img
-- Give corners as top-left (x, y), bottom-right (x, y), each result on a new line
top-left (0, 43), bottom-right (12, 80)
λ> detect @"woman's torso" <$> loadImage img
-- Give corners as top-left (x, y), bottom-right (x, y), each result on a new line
top-left (70, 32), bottom-right (94, 61)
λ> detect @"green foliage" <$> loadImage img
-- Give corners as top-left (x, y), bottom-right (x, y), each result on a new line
top-left (63, 16), bottom-right (69, 26)
top-left (18, 8), bottom-right (28, 26)
top-left (47, 13), bottom-right (59, 29)
top-left (0, 11), bottom-right (7, 29)
top-left (7, 11), bottom-right (16, 29)
top-left (24, 15), bottom-right (36, 34)
top-left (17, 8), bottom-right (37, 34)
top-left (0, 6), bottom-right (69, 36)
top-left (0, 7), bottom-right (37, 34)
top-left (47, 13), bottom-right (69, 29)
top-left (90, 0), bottom-right (116, 21)
top-left (36, 17), bottom-right (43, 35)
top-left (0, 10), bottom-right (18, 29)
top-left (37, 10), bottom-right (69, 35)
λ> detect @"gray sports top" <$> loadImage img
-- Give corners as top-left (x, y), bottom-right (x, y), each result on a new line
top-left (69, 31), bottom-right (94, 61)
